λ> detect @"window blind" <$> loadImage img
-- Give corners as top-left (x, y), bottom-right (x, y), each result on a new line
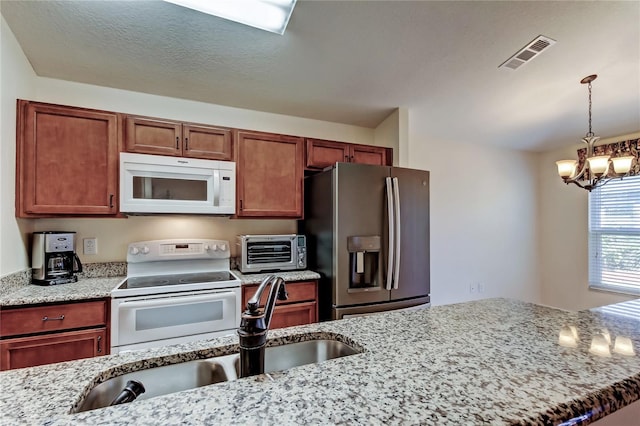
top-left (588, 174), bottom-right (640, 295)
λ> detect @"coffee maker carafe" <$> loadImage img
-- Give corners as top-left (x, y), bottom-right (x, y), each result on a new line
top-left (32, 232), bottom-right (83, 285)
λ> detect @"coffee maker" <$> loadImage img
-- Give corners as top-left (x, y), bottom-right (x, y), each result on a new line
top-left (32, 231), bottom-right (83, 285)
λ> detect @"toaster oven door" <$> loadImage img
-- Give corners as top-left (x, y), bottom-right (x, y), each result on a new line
top-left (241, 236), bottom-right (297, 272)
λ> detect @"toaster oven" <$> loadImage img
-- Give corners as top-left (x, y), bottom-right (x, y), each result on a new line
top-left (237, 234), bottom-right (306, 273)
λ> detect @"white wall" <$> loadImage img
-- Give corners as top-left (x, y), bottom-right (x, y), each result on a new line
top-left (0, 21), bottom-right (377, 276)
top-left (0, 16), bottom-right (36, 276)
top-left (408, 115), bottom-right (541, 306)
top-left (538, 131), bottom-right (640, 310)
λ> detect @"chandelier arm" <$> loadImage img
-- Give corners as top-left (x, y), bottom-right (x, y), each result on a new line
top-left (565, 179), bottom-right (587, 190)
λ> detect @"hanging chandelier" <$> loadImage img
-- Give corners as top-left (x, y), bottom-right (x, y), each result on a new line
top-left (556, 74), bottom-right (635, 191)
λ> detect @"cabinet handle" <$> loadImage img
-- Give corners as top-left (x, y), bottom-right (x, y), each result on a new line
top-left (42, 315), bottom-right (65, 321)
top-left (344, 155), bottom-right (349, 161)
top-left (97, 336), bottom-right (102, 353)
top-left (185, 137), bottom-right (189, 150)
top-left (239, 199), bottom-right (243, 210)
top-left (176, 136), bottom-right (179, 149)
top-left (109, 194), bottom-right (114, 208)
top-left (350, 156), bottom-right (354, 162)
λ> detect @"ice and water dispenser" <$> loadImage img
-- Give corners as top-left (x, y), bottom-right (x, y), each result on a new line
top-left (347, 236), bottom-right (380, 289)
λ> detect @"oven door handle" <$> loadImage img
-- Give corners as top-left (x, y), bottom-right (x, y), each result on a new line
top-left (118, 292), bottom-right (231, 310)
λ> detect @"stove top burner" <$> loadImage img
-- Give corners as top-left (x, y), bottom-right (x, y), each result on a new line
top-left (120, 271), bottom-right (237, 290)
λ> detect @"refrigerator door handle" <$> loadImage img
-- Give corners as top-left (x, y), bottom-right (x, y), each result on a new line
top-left (392, 177), bottom-right (401, 290)
top-left (385, 177), bottom-right (395, 291)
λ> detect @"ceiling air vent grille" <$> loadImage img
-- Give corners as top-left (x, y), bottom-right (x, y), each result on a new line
top-left (499, 35), bottom-right (556, 70)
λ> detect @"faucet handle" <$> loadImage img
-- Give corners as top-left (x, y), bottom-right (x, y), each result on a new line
top-left (277, 282), bottom-right (288, 301)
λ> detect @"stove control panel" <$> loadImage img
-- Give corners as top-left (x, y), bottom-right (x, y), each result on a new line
top-left (127, 239), bottom-right (231, 263)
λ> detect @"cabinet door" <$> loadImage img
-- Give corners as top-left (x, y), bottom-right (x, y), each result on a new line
top-left (236, 130), bottom-right (304, 218)
top-left (270, 302), bottom-right (317, 329)
top-left (350, 144), bottom-right (391, 166)
top-left (125, 116), bottom-right (182, 156)
top-left (183, 124), bottom-right (233, 161)
top-left (305, 138), bottom-right (350, 169)
top-left (16, 101), bottom-right (119, 216)
top-left (0, 328), bottom-right (107, 371)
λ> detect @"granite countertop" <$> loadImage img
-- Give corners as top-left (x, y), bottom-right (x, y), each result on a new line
top-left (0, 270), bottom-right (321, 307)
top-left (1, 298), bottom-right (639, 425)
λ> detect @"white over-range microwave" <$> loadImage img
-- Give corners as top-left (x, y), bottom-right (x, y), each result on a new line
top-left (120, 152), bottom-right (236, 215)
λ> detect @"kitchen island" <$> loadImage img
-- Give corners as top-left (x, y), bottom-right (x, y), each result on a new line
top-left (1, 298), bottom-right (639, 425)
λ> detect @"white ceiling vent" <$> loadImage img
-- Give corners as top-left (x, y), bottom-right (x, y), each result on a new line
top-left (499, 35), bottom-right (556, 70)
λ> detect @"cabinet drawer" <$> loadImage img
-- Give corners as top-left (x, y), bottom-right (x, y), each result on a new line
top-left (242, 281), bottom-right (317, 307)
top-left (1, 300), bottom-right (107, 337)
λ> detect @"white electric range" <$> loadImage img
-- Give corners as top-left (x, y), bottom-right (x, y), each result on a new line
top-left (111, 239), bottom-right (241, 354)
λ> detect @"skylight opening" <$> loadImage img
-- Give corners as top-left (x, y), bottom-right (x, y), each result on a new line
top-left (164, 0), bottom-right (297, 35)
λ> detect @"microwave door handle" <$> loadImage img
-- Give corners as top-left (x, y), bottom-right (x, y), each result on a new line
top-left (213, 170), bottom-right (220, 207)
top-left (392, 177), bottom-right (401, 290)
top-left (385, 177), bottom-right (395, 291)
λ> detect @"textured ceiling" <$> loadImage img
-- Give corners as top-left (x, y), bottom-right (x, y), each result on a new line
top-left (1, 0), bottom-right (639, 152)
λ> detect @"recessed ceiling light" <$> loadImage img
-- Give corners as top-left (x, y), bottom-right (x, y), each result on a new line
top-left (163, 0), bottom-right (297, 35)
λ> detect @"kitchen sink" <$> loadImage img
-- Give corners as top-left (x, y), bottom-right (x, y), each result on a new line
top-left (76, 339), bottom-right (359, 413)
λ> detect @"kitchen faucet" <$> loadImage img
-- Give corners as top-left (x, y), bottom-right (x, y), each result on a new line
top-left (238, 275), bottom-right (288, 378)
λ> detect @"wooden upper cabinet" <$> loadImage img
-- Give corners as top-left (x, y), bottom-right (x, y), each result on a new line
top-left (125, 116), bottom-right (233, 160)
top-left (16, 100), bottom-right (119, 217)
top-left (182, 124), bottom-right (233, 160)
top-left (236, 130), bottom-right (304, 218)
top-left (305, 138), bottom-right (350, 169)
top-left (305, 138), bottom-right (392, 170)
top-left (125, 116), bottom-right (181, 156)
top-left (351, 143), bottom-right (391, 166)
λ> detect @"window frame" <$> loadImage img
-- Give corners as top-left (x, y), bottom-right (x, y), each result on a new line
top-left (588, 174), bottom-right (640, 296)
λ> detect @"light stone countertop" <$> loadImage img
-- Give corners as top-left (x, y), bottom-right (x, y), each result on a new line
top-left (0, 270), bottom-right (320, 306)
top-left (0, 298), bottom-right (639, 425)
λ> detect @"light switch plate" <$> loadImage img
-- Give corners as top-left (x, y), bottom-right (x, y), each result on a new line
top-left (83, 238), bottom-right (98, 255)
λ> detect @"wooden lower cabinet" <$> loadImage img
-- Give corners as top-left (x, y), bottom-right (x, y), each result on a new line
top-left (269, 302), bottom-right (317, 329)
top-left (241, 280), bottom-right (318, 329)
top-left (0, 328), bottom-right (107, 370)
top-left (0, 299), bottom-right (109, 371)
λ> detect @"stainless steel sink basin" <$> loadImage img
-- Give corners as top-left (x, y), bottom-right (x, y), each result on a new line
top-left (76, 339), bottom-right (359, 413)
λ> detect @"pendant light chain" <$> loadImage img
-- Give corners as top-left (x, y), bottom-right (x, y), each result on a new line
top-left (587, 80), bottom-right (594, 137)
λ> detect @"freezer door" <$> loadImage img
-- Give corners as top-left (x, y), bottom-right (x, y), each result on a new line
top-left (389, 167), bottom-right (430, 301)
top-left (332, 296), bottom-right (431, 320)
top-left (333, 163), bottom-right (391, 307)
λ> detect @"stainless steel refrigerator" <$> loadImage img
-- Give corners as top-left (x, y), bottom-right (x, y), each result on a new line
top-left (301, 162), bottom-right (430, 320)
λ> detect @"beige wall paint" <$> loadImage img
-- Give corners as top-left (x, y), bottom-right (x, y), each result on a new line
top-left (0, 16), bottom-right (35, 276)
top-left (0, 21), bottom-right (379, 276)
top-left (538, 131), bottom-right (640, 310)
top-left (408, 114), bottom-right (541, 306)
top-left (32, 217), bottom-right (296, 264)
top-left (373, 107), bottom-right (409, 167)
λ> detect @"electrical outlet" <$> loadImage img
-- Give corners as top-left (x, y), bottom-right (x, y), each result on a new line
top-left (469, 283), bottom-right (477, 293)
top-left (83, 238), bottom-right (98, 255)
